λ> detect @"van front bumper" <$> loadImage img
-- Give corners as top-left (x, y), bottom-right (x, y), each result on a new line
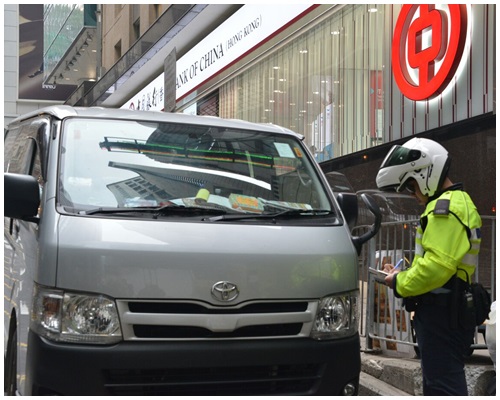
top-left (25, 330), bottom-right (361, 396)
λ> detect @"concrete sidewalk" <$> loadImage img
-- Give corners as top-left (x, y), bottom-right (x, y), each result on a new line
top-left (358, 345), bottom-right (495, 396)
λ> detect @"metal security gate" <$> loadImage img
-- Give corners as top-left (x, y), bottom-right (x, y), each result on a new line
top-left (359, 216), bottom-right (496, 354)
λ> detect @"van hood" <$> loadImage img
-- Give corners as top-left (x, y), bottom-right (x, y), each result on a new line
top-left (56, 216), bottom-right (358, 303)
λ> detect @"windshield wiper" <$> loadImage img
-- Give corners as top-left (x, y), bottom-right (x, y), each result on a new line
top-left (81, 204), bottom-right (227, 216)
top-left (205, 209), bottom-right (335, 222)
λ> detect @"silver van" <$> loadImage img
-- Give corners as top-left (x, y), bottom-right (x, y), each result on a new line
top-left (4, 106), bottom-right (380, 395)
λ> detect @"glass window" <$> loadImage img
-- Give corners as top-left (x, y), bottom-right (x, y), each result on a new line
top-left (58, 118), bottom-right (337, 223)
top-left (220, 5), bottom-right (386, 163)
top-left (43, 4), bottom-right (96, 83)
top-left (4, 122), bottom-right (44, 182)
top-left (5, 120), bottom-right (45, 217)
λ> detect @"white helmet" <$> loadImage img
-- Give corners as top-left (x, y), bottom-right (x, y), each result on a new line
top-left (376, 137), bottom-right (450, 197)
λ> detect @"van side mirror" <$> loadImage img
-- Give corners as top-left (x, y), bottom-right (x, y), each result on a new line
top-left (4, 173), bottom-right (40, 222)
top-left (336, 192), bottom-right (358, 230)
top-left (351, 193), bottom-right (382, 255)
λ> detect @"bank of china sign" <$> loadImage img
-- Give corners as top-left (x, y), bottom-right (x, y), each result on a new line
top-left (392, 4), bottom-right (471, 101)
top-left (122, 4), bottom-right (313, 111)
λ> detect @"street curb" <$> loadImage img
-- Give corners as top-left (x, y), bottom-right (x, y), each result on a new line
top-left (359, 371), bottom-right (412, 396)
top-left (360, 351), bottom-right (495, 396)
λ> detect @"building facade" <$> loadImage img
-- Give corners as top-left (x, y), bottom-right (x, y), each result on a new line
top-left (5, 4), bottom-right (496, 219)
top-left (103, 4), bottom-right (495, 216)
top-left (4, 5), bottom-right (70, 128)
top-left (3, 4), bottom-right (97, 128)
top-left (100, 4), bottom-right (168, 70)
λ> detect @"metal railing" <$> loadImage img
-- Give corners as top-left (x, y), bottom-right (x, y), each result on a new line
top-left (358, 216), bottom-right (496, 355)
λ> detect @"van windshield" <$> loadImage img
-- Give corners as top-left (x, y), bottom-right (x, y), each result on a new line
top-left (58, 118), bottom-right (336, 220)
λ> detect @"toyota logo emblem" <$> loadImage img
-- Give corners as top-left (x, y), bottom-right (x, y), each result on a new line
top-left (211, 281), bottom-right (239, 302)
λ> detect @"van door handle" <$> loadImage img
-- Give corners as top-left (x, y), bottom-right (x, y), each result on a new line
top-left (13, 220), bottom-right (20, 238)
top-left (9, 218), bottom-right (19, 236)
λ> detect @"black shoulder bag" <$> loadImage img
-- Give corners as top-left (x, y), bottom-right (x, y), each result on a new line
top-left (456, 268), bottom-right (492, 328)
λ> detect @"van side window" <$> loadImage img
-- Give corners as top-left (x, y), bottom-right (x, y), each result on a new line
top-left (3, 128), bottom-right (19, 173)
top-left (4, 120), bottom-right (45, 185)
top-left (10, 121), bottom-right (45, 220)
top-left (4, 126), bottom-right (23, 173)
top-left (5, 119), bottom-right (46, 220)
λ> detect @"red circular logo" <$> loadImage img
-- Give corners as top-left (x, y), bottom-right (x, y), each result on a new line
top-left (392, 5), bottom-right (469, 101)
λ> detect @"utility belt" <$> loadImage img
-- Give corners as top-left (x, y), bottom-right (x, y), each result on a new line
top-left (403, 276), bottom-right (473, 330)
top-left (404, 292), bottom-right (452, 310)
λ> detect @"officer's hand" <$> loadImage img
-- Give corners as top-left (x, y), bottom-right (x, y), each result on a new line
top-left (384, 269), bottom-right (400, 287)
top-left (382, 263), bottom-right (394, 273)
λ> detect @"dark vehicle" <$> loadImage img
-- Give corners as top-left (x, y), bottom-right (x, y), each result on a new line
top-left (325, 171), bottom-right (355, 195)
top-left (356, 189), bottom-right (422, 226)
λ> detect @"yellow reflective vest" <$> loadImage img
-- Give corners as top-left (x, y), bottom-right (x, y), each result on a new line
top-left (394, 185), bottom-right (482, 298)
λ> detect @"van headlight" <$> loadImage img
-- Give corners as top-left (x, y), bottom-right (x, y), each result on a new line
top-left (31, 284), bottom-right (122, 344)
top-left (311, 291), bottom-right (359, 340)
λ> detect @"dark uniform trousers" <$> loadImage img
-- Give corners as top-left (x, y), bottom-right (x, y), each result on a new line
top-left (413, 294), bottom-right (475, 396)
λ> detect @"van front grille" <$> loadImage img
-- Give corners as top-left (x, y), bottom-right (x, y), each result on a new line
top-left (116, 300), bottom-right (317, 340)
top-left (133, 323), bottom-right (303, 338)
top-left (104, 363), bottom-right (323, 395)
top-left (127, 301), bottom-right (308, 314)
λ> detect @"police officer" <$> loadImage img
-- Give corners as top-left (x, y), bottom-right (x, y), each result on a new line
top-left (376, 137), bottom-right (482, 396)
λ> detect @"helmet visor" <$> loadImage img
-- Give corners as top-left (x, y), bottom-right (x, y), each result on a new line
top-left (380, 145), bottom-right (422, 168)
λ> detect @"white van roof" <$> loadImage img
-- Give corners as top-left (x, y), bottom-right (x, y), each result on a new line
top-left (9, 105), bottom-right (303, 140)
